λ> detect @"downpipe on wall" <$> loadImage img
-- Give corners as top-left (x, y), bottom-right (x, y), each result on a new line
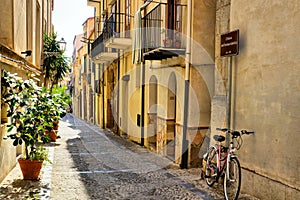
top-left (181, 0), bottom-right (192, 169)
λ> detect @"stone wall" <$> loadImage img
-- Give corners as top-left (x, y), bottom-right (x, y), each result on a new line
top-left (212, 0), bottom-right (300, 198)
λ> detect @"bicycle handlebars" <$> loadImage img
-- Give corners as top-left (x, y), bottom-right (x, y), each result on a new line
top-left (216, 128), bottom-right (255, 136)
top-left (240, 130), bottom-right (255, 135)
top-left (216, 128), bottom-right (229, 132)
top-left (216, 128), bottom-right (254, 150)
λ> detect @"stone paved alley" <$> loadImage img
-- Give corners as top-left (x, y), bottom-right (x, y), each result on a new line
top-left (0, 114), bottom-right (258, 199)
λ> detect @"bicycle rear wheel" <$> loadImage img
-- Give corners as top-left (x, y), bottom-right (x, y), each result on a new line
top-left (205, 147), bottom-right (217, 187)
top-left (223, 157), bottom-right (241, 200)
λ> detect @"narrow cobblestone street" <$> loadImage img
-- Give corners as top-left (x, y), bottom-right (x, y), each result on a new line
top-left (0, 114), bottom-right (258, 199)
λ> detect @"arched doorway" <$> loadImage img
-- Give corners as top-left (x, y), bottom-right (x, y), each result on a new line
top-left (148, 75), bottom-right (158, 150)
top-left (167, 72), bottom-right (177, 160)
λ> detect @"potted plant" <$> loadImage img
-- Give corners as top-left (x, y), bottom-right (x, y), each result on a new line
top-left (38, 88), bottom-right (59, 142)
top-left (46, 85), bottom-right (70, 140)
top-left (174, 31), bottom-right (182, 48)
top-left (43, 33), bottom-right (69, 90)
top-left (162, 28), bottom-right (173, 48)
top-left (2, 70), bottom-right (52, 180)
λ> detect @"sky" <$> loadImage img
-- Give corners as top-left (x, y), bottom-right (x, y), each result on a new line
top-left (52, 0), bottom-right (94, 58)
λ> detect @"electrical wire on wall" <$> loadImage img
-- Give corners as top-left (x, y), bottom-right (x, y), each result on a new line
top-left (0, 54), bottom-right (40, 75)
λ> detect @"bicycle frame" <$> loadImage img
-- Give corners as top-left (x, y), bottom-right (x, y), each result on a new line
top-left (208, 144), bottom-right (229, 181)
top-left (209, 138), bottom-right (239, 182)
top-left (205, 128), bottom-right (254, 200)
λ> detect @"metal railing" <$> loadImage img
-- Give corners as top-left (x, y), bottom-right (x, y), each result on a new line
top-left (143, 3), bottom-right (186, 52)
top-left (103, 12), bottom-right (131, 40)
top-left (91, 12), bottom-right (132, 57)
top-left (91, 33), bottom-right (104, 58)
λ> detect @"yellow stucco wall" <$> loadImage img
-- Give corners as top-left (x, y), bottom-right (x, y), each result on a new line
top-left (0, 0), bottom-right (52, 182)
top-left (0, 1), bottom-right (13, 48)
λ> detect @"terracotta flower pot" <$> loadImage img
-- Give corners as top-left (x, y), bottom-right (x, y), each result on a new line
top-left (45, 130), bottom-right (57, 142)
top-left (164, 38), bottom-right (172, 47)
top-left (18, 158), bottom-right (44, 180)
top-left (175, 41), bottom-right (181, 48)
top-left (53, 121), bottom-right (59, 130)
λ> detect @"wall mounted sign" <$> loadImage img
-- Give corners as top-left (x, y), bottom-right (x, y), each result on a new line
top-left (220, 30), bottom-right (239, 57)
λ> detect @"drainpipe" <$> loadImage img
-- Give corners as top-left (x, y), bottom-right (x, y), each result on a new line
top-left (40, 0), bottom-right (45, 86)
top-left (102, 63), bottom-right (105, 129)
top-left (140, 0), bottom-right (153, 146)
top-left (226, 57), bottom-right (233, 147)
top-left (116, 0), bottom-right (121, 134)
top-left (181, 0), bottom-right (192, 169)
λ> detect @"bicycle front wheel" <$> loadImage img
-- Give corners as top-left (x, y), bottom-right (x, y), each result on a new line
top-left (223, 157), bottom-right (241, 200)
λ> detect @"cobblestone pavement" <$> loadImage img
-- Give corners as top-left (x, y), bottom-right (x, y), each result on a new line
top-left (0, 114), bottom-right (259, 200)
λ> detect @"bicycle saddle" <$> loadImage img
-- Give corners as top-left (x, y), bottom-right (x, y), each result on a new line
top-left (213, 135), bottom-right (225, 142)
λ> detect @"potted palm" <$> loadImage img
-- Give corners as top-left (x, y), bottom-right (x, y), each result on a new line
top-left (2, 70), bottom-right (52, 180)
top-left (41, 33), bottom-right (69, 139)
top-left (42, 33), bottom-right (69, 90)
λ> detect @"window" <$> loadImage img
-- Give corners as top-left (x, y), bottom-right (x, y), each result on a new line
top-left (92, 62), bottom-right (95, 73)
top-left (125, 0), bottom-right (131, 37)
top-left (35, 2), bottom-right (41, 66)
top-left (26, 0), bottom-right (33, 63)
top-left (83, 56), bottom-right (87, 73)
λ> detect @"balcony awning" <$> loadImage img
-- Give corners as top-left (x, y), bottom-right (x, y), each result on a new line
top-left (143, 47), bottom-right (185, 60)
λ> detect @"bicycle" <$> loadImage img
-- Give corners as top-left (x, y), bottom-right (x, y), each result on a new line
top-left (203, 128), bottom-right (254, 200)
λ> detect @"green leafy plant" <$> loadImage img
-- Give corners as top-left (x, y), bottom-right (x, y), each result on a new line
top-left (51, 85), bottom-right (71, 114)
top-left (1, 70), bottom-right (68, 162)
top-left (44, 85), bottom-right (70, 134)
top-left (2, 70), bottom-right (50, 160)
top-left (27, 145), bottom-right (52, 164)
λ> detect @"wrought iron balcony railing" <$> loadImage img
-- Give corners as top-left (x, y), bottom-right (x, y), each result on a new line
top-left (91, 12), bottom-right (132, 58)
top-left (143, 3), bottom-right (186, 51)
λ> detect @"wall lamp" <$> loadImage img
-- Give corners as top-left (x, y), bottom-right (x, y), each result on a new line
top-left (21, 50), bottom-right (32, 57)
top-left (58, 37), bottom-right (67, 52)
top-left (43, 37), bottom-right (67, 56)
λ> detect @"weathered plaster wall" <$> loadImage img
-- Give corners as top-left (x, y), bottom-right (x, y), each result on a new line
top-left (0, 0), bottom-right (47, 182)
top-left (191, 0), bottom-right (216, 66)
top-left (212, 0), bottom-right (300, 198)
top-left (13, 0), bottom-right (27, 56)
top-left (0, 125), bottom-right (16, 183)
top-left (126, 63), bottom-right (142, 143)
top-left (0, 64), bottom-right (17, 183)
top-left (230, 0), bottom-right (300, 197)
top-left (0, 0), bottom-right (13, 48)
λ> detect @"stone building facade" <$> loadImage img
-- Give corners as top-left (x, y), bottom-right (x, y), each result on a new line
top-left (0, 0), bottom-right (54, 182)
top-left (71, 0), bottom-right (300, 198)
top-left (212, 0), bottom-right (300, 198)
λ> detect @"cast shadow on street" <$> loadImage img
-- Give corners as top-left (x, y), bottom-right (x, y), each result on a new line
top-left (0, 178), bottom-right (49, 200)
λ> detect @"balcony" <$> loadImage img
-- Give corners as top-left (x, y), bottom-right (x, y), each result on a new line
top-left (142, 3), bottom-right (186, 60)
top-left (104, 13), bottom-right (132, 49)
top-left (91, 32), bottom-right (118, 64)
top-left (91, 12), bottom-right (132, 63)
